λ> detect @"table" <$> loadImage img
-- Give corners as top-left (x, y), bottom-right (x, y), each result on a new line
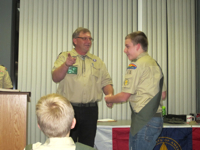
top-left (94, 120), bottom-right (131, 150)
top-left (94, 120), bottom-right (200, 150)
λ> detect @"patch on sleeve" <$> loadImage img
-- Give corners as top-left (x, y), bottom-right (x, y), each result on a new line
top-left (56, 52), bottom-right (63, 59)
top-left (127, 63), bottom-right (137, 69)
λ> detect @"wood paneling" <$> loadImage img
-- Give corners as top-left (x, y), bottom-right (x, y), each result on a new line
top-left (0, 92), bottom-right (30, 150)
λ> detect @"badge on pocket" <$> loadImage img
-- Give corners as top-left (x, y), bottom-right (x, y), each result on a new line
top-left (67, 66), bottom-right (77, 74)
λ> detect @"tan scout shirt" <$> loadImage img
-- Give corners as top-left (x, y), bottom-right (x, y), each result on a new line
top-left (24, 137), bottom-right (76, 150)
top-left (52, 49), bottom-right (112, 103)
top-left (122, 52), bottom-right (163, 113)
top-left (0, 65), bottom-right (13, 89)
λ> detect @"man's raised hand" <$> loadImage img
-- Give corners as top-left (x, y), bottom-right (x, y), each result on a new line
top-left (65, 53), bottom-right (76, 67)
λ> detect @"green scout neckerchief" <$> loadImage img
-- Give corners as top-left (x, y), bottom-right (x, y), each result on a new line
top-left (130, 62), bottom-right (164, 137)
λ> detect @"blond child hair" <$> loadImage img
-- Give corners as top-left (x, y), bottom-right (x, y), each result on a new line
top-left (36, 93), bottom-right (74, 137)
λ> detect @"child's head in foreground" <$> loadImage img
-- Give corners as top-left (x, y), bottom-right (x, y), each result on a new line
top-left (36, 93), bottom-right (75, 138)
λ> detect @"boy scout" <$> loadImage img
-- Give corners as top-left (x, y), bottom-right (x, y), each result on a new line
top-left (105, 31), bottom-right (164, 150)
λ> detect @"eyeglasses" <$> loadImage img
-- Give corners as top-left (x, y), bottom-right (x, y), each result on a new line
top-left (77, 37), bottom-right (94, 41)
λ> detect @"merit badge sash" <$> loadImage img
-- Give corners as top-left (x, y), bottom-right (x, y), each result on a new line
top-left (67, 66), bottom-right (77, 74)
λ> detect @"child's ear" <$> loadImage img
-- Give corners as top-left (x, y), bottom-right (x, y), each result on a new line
top-left (71, 118), bottom-right (76, 129)
top-left (37, 124), bottom-right (41, 130)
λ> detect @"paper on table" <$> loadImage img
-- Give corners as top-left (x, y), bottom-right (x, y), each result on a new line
top-left (98, 119), bottom-right (116, 122)
top-left (0, 88), bottom-right (20, 92)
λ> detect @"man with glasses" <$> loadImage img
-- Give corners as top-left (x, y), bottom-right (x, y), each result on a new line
top-left (52, 27), bottom-right (113, 147)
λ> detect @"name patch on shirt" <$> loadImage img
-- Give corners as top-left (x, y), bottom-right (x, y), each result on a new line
top-left (67, 66), bottom-right (77, 74)
top-left (127, 63), bottom-right (137, 69)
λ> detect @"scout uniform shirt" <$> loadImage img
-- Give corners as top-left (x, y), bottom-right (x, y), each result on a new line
top-left (24, 137), bottom-right (95, 150)
top-left (122, 52), bottom-right (163, 113)
top-left (52, 49), bottom-right (112, 103)
top-left (0, 65), bottom-right (13, 89)
top-left (122, 52), bottom-right (163, 136)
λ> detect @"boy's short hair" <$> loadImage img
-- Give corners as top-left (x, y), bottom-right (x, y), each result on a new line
top-left (125, 31), bottom-right (148, 52)
top-left (72, 27), bottom-right (91, 46)
top-left (36, 93), bottom-right (74, 137)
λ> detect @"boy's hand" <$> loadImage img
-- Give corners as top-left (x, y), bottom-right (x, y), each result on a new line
top-left (105, 94), bottom-right (113, 108)
top-left (106, 102), bottom-right (113, 108)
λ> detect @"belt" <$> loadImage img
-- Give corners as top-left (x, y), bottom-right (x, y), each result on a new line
top-left (154, 113), bottom-right (162, 117)
top-left (71, 102), bottom-right (97, 107)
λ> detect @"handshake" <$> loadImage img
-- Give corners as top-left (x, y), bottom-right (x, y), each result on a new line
top-left (105, 94), bottom-right (113, 108)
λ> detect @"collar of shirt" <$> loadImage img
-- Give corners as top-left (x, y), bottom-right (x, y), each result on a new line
top-left (132, 52), bottom-right (149, 62)
top-left (32, 137), bottom-right (76, 149)
top-left (45, 137), bottom-right (75, 145)
top-left (71, 48), bottom-right (94, 60)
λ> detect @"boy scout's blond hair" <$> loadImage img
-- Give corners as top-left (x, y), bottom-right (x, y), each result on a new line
top-left (125, 31), bottom-right (148, 52)
top-left (36, 93), bottom-right (74, 137)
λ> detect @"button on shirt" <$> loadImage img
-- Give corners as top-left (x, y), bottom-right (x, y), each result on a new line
top-left (122, 52), bottom-right (163, 113)
top-left (52, 49), bottom-right (112, 103)
top-left (0, 66), bottom-right (13, 89)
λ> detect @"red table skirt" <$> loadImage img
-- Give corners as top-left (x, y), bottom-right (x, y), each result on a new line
top-left (112, 127), bottom-right (200, 150)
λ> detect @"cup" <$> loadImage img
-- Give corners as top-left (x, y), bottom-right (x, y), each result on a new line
top-left (186, 115), bottom-right (195, 123)
top-left (196, 113), bottom-right (200, 123)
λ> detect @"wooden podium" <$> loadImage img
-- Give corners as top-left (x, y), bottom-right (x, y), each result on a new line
top-left (0, 91), bottom-right (30, 150)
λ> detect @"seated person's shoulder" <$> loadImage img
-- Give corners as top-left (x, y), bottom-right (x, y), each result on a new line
top-left (24, 142), bottom-right (42, 150)
top-left (75, 142), bottom-right (96, 150)
top-left (0, 65), bottom-right (6, 71)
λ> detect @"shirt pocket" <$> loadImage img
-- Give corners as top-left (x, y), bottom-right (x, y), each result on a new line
top-left (122, 74), bottom-right (133, 89)
top-left (91, 63), bottom-right (100, 78)
top-left (66, 63), bottom-right (79, 75)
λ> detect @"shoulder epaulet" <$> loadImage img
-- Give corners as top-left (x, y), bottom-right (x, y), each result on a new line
top-left (56, 52), bottom-right (63, 59)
